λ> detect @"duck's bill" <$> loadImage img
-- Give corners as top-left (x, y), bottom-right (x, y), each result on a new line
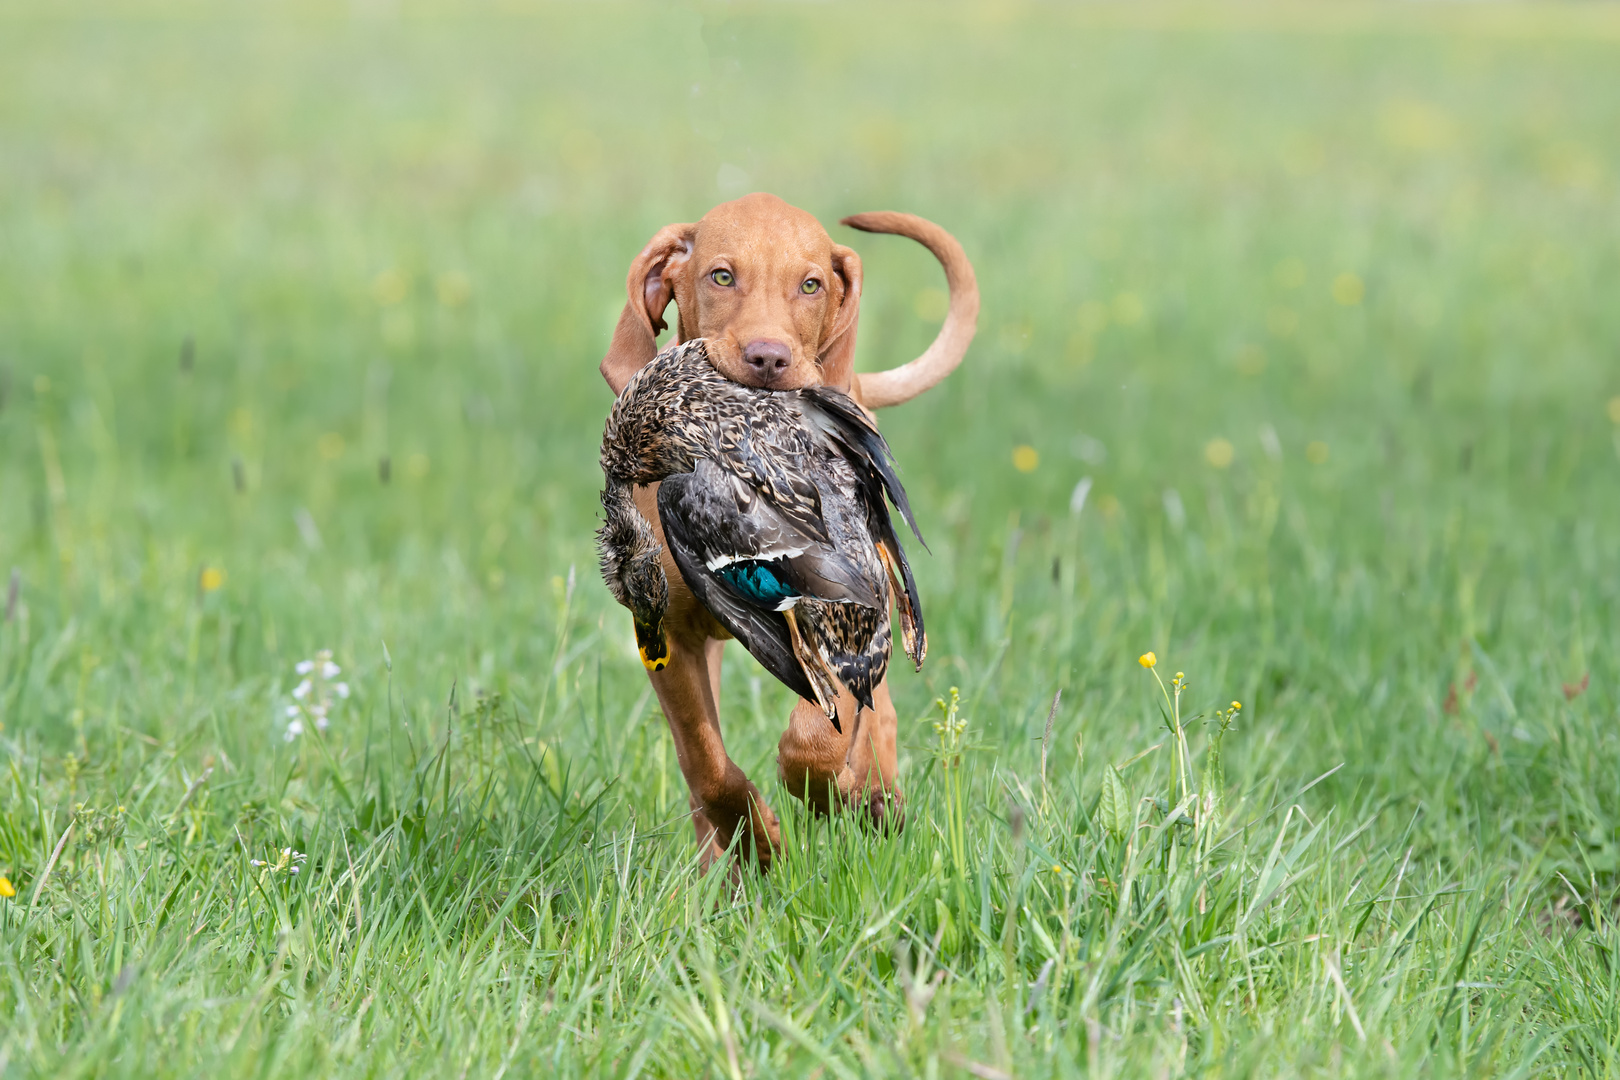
top-left (635, 621), bottom-right (669, 672)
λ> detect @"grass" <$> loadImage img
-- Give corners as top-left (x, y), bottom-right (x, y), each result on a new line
top-left (2, 1), bottom-right (1620, 1075)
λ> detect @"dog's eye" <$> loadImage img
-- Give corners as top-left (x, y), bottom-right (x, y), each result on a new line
top-left (800, 279), bottom-right (821, 295)
top-left (710, 269), bottom-right (734, 287)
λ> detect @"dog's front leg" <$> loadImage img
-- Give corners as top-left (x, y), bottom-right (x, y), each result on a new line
top-left (648, 633), bottom-right (780, 872)
top-left (633, 484), bottom-right (782, 872)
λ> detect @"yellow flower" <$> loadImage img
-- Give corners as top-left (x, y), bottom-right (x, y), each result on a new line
top-left (371, 267), bottom-right (408, 306)
top-left (1306, 440), bottom-right (1330, 465)
top-left (1052, 864), bottom-right (1065, 875)
top-left (200, 567), bottom-right (225, 592)
top-left (1205, 438), bottom-right (1235, 468)
top-left (1332, 272), bottom-right (1364, 306)
top-left (1139, 652), bottom-right (1157, 669)
top-left (0, 876), bottom-right (14, 899)
top-left (1231, 701), bottom-right (1242, 711)
top-left (435, 271), bottom-right (472, 309)
top-left (1012, 445), bottom-right (1040, 473)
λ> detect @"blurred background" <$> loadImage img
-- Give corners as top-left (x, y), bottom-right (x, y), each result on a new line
top-left (1, 0), bottom-right (1617, 807)
top-left (5, 5), bottom-right (1620, 1071)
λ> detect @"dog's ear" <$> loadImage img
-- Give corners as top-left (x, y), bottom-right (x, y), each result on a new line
top-left (600, 223), bottom-right (696, 394)
top-left (816, 243), bottom-right (864, 394)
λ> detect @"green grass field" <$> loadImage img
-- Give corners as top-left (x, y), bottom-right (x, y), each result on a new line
top-left (3, 2), bottom-right (1620, 1075)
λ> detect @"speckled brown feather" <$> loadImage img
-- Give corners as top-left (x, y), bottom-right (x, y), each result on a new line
top-left (598, 338), bottom-right (925, 729)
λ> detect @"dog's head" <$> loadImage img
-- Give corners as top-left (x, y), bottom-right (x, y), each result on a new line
top-left (601, 193), bottom-right (862, 396)
top-left (601, 195), bottom-right (977, 409)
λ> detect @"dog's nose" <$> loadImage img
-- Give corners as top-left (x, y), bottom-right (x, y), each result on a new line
top-left (742, 339), bottom-right (793, 376)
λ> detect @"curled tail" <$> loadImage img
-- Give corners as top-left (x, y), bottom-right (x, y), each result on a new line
top-left (841, 211), bottom-right (978, 409)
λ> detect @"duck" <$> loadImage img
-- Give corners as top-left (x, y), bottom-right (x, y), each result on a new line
top-left (597, 338), bottom-right (926, 732)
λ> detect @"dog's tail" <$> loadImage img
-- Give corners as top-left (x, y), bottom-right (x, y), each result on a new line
top-left (840, 211), bottom-right (979, 409)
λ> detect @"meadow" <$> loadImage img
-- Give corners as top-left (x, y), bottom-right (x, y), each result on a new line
top-left (2, 2), bottom-right (1619, 1075)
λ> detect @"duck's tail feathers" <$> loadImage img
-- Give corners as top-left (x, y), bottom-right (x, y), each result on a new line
top-left (831, 636), bottom-right (884, 714)
top-left (800, 601), bottom-right (891, 727)
top-left (783, 608), bottom-right (843, 732)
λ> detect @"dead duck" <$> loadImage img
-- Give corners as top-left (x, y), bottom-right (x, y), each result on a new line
top-left (597, 338), bottom-right (926, 732)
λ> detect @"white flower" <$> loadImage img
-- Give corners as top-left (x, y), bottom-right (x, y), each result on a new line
top-left (284, 649), bottom-right (345, 741)
top-left (251, 848), bottom-right (308, 876)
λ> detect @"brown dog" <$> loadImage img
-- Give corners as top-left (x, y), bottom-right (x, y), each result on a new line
top-left (599, 193), bottom-right (977, 871)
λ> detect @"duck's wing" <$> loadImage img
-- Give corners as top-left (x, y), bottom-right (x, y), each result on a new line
top-left (797, 388), bottom-right (928, 668)
top-left (666, 459), bottom-right (820, 573)
top-left (663, 459), bottom-right (883, 610)
top-left (717, 425), bottom-right (829, 547)
top-left (656, 469), bottom-right (821, 710)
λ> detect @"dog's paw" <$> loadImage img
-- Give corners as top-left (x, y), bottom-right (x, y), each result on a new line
top-left (859, 786), bottom-right (906, 835)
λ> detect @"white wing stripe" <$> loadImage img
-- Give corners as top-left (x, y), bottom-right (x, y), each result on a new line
top-left (704, 547), bottom-right (806, 572)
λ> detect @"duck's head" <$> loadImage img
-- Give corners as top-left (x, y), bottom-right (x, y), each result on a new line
top-left (624, 552), bottom-right (670, 672)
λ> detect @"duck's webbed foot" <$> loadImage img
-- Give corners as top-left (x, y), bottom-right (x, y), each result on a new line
top-left (598, 480), bottom-right (670, 670)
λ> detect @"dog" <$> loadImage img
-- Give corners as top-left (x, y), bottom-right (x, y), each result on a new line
top-left (599, 193), bottom-right (978, 871)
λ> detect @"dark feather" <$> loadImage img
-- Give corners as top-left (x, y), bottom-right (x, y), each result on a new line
top-left (800, 387), bottom-right (928, 550)
top-left (800, 600), bottom-right (889, 713)
top-left (657, 473), bottom-right (829, 722)
top-left (796, 388), bottom-right (927, 666)
top-left (874, 514), bottom-right (926, 669)
top-left (598, 339), bottom-right (928, 732)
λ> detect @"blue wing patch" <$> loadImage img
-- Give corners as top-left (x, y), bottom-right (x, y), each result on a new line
top-left (716, 561), bottom-right (799, 608)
